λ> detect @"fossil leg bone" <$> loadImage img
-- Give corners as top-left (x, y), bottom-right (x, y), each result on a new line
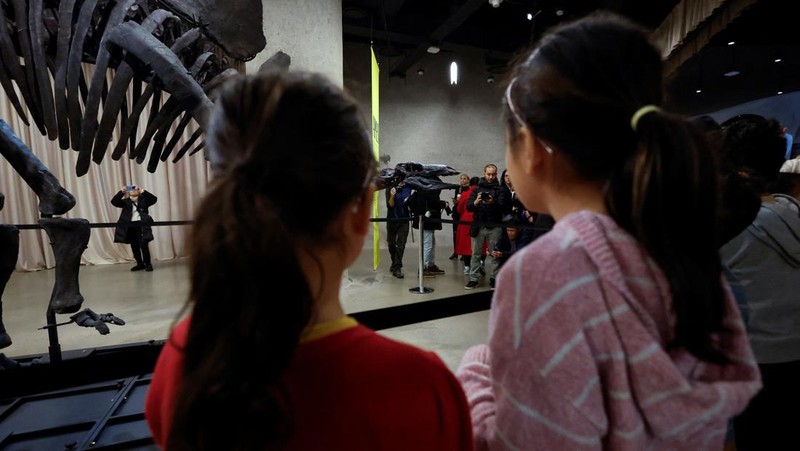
top-left (39, 218), bottom-right (90, 314)
top-left (0, 120), bottom-right (75, 216)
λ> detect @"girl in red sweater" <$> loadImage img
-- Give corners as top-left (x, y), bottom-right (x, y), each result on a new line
top-left (145, 71), bottom-right (472, 451)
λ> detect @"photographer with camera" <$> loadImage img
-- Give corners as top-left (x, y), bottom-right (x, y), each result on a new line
top-left (111, 184), bottom-right (158, 272)
top-left (465, 164), bottom-right (508, 289)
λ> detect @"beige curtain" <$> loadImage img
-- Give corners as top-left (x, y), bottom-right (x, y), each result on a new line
top-left (654, 0), bottom-right (758, 75)
top-left (0, 66), bottom-right (212, 271)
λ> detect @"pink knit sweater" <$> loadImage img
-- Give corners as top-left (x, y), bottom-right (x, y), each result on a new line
top-left (457, 211), bottom-right (761, 450)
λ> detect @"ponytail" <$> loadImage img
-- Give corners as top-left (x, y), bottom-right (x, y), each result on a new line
top-left (607, 110), bottom-right (730, 363)
top-left (167, 173), bottom-right (313, 450)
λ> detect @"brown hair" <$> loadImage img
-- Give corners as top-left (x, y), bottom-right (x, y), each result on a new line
top-left (167, 71), bottom-right (374, 450)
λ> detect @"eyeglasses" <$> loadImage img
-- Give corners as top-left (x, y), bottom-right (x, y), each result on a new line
top-left (505, 78), bottom-right (554, 155)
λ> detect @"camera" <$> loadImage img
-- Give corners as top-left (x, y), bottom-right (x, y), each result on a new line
top-left (125, 185), bottom-right (136, 191)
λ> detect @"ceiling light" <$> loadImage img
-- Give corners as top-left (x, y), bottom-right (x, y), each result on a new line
top-left (487, 75), bottom-right (495, 84)
top-left (556, 9), bottom-right (565, 16)
top-left (778, 91), bottom-right (784, 95)
top-left (696, 89), bottom-right (702, 93)
top-left (450, 62), bottom-right (458, 85)
top-left (724, 69), bottom-right (740, 77)
top-left (527, 13), bottom-right (533, 20)
top-left (775, 58), bottom-right (782, 63)
top-left (426, 45), bottom-right (440, 54)
top-left (728, 41), bottom-right (735, 46)
top-left (488, 0), bottom-right (502, 8)
top-left (417, 68), bottom-right (424, 75)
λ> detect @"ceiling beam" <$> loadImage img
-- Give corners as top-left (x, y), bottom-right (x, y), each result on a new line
top-left (389, 0), bottom-right (486, 77)
top-left (383, 0), bottom-right (407, 16)
top-left (655, 0), bottom-right (758, 76)
top-left (343, 24), bottom-right (427, 47)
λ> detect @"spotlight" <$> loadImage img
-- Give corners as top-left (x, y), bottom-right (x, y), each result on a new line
top-left (775, 58), bottom-right (782, 63)
top-left (488, 0), bottom-right (502, 7)
top-left (778, 91), bottom-right (784, 95)
top-left (556, 9), bottom-right (564, 16)
top-left (426, 45), bottom-right (440, 54)
top-left (696, 89), bottom-right (702, 94)
top-left (450, 62), bottom-right (458, 85)
top-left (487, 75), bottom-right (495, 84)
top-left (527, 13), bottom-right (533, 20)
top-left (724, 69), bottom-right (740, 77)
top-left (417, 68), bottom-right (425, 75)
top-left (728, 41), bottom-right (735, 46)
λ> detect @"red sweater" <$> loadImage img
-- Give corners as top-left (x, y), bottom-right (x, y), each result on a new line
top-left (146, 317), bottom-right (473, 450)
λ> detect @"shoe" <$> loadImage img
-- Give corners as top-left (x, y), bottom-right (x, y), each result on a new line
top-left (449, 253), bottom-right (457, 260)
top-left (131, 264), bottom-right (145, 272)
top-left (465, 280), bottom-right (479, 290)
top-left (490, 278), bottom-right (495, 289)
top-left (427, 265), bottom-right (445, 274)
top-left (392, 269), bottom-right (404, 279)
top-left (145, 264), bottom-right (154, 272)
top-left (423, 269), bottom-right (436, 278)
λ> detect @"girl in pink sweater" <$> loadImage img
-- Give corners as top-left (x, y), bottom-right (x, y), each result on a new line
top-left (457, 13), bottom-right (761, 450)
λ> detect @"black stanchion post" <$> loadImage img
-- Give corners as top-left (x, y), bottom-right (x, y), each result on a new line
top-left (46, 307), bottom-right (62, 362)
top-left (410, 214), bottom-right (433, 294)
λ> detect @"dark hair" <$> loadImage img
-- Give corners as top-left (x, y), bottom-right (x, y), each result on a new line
top-left (721, 115), bottom-right (786, 192)
top-left (504, 12), bottom-right (730, 363)
top-left (470, 176), bottom-right (480, 186)
top-left (167, 71), bottom-right (374, 450)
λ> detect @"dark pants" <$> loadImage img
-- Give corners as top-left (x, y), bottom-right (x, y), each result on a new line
top-left (733, 359), bottom-right (800, 450)
top-left (126, 222), bottom-right (151, 266)
top-left (387, 219), bottom-right (409, 272)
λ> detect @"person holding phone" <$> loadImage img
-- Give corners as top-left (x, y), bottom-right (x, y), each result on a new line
top-left (111, 184), bottom-right (158, 271)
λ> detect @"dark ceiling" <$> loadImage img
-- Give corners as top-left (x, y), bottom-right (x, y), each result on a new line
top-left (342, 0), bottom-right (798, 116)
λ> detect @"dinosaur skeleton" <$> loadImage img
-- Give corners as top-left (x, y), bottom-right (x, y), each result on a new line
top-left (0, 0), bottom-right (268, 354)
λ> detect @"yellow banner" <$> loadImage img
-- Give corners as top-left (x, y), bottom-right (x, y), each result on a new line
top-left (371, 47), bottom-right (380, 271)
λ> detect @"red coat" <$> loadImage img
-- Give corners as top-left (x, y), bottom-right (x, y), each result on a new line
top-left (455, 186), bottom-right (476, 256)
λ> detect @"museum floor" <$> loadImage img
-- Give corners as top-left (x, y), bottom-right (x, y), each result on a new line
top-left (2, 240), bottom-right (491, 373)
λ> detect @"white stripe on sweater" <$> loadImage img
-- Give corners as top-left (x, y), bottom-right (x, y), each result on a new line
top-left (665, 385), bottom-right (728, 438)
top-left (629, 342), bottom-right (660, 363)
top-left (523, 274), bottom-right (599, 335)
top-left (612, 422), bottom-right (644, 440)
top-left (573, 376), bottom-right (600, 407)
top-left (501, 383), bottom-right (601, 446)
top-left (495, 428), bottom-right (522, 451)
top-left (641, 384), bottom-right (692, 407)
top-left (560, 227), bottom-right (577, 250)
top-left (541, 304), bottom-right (630, 377)
top-left (541, 331), bottom-right (586, 376)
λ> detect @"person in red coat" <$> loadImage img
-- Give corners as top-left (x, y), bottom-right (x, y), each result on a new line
top-left (145, 71), bottom-right (473, 451)
top-left (455, 177), bottom-right (479, 274)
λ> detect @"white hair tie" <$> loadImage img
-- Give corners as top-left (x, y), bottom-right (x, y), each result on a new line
top-left (631, 105), bottom-right (661, 131)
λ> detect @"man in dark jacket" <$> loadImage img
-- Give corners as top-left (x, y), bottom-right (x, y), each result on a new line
top-left (386, 182), bottom-right (412, 278)
top-left (465, 164), bottom-right (508, 289)
top-left (111, 185), bottom-right (157, 272)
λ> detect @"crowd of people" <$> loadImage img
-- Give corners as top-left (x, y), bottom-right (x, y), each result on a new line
top-left (143, 11), bottom-right (798, 451)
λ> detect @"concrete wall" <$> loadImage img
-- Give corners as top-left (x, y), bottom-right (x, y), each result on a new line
top-left (343, 42), bottom-right (509, 252)
top-left (343, 42), bottom-right (507, 181)
top-left (248, 0), bottom-right (343, 86)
